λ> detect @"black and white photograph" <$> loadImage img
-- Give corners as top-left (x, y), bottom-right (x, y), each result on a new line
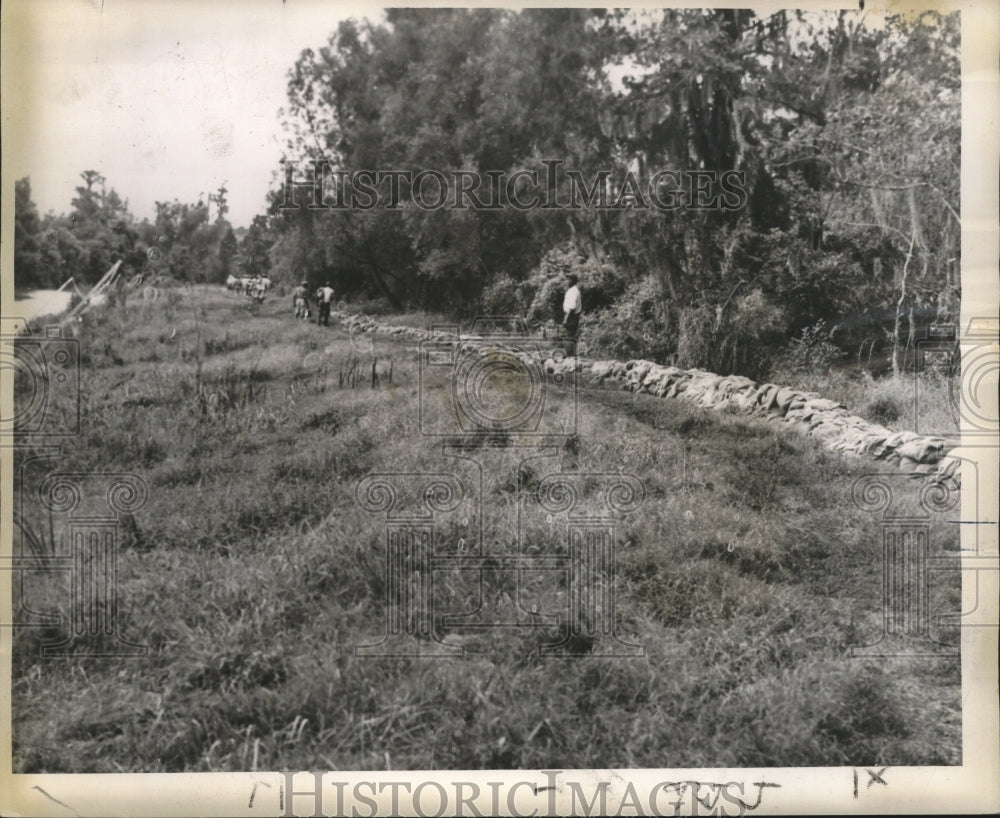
top-left (1, 0), bottom-right (997, 815)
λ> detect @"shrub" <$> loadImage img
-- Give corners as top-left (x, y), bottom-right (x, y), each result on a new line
top-left (864, 395), bottom-right (903, 426)
top-left (524, 272), bottom-right (566, 326)
top-left (771, 320), bottom-right (844, 379)
top-left (675, 303), bottom-right (716, 370)
top-left (676, 289), bottom-right (788, 378)
top-left (489, 244), bottom-right (630, 327)
top-left (585, 276), bottom-right (672, 362)
top-left (480, 275), bottom-right (526, 316)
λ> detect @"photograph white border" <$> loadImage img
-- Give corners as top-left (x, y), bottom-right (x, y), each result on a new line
top-left (1, 1), bottom-right (996, 814)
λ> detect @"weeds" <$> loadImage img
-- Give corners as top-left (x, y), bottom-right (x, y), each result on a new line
top-left (11, 290), bottom-right (961, 772)
top-left (864, 395), bottom-right (903, 426)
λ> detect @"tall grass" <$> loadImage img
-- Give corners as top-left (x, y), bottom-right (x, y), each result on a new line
top-left (11, 288), bottom-right (961, 772)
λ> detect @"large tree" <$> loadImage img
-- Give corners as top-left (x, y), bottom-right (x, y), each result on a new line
top-left (276, 9), bottom-right (618, 308)
top-left (271, 8), bottom-right (959, 374)
top-left (14, 178), bottom-right (46, 289)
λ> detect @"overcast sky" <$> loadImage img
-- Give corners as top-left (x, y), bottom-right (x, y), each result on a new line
top-left (4, 0), bottom-right (376, 228)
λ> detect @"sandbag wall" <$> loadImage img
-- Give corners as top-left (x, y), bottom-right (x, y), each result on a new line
top-left (335, 311), bottom-right (960, 483)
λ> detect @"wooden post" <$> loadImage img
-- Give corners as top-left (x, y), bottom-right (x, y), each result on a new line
top-left (59, 260), bottom-right (122, 327)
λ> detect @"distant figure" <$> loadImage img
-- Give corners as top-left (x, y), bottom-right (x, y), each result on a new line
top-left (250, 277), bottom-right (266, 303)
top-left (562, 273), bottom-right (582, 357)
top-left (292, 280), bottom-right (310, 319)
top-left (316, 282), bottom-right (335, 327)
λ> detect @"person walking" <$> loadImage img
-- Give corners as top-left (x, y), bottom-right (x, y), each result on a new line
top-left (292, 280), bottom-right (310, 319)
top-left (316, 282), bottom-right (335, 327)
top-left (562, 273), bottom-right (582, 357)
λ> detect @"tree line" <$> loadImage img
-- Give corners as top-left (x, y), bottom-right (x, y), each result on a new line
top-left (14, 173), bottom-right (240, 291)
top-left (270, 8), bottom-right (959, 376)
top-left (15, 8), bottom-right (959, 377)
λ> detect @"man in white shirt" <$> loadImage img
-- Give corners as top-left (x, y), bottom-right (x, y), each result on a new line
top-left (562, 273), bottom-right (582, 356)
top-left (292, 280), bottom-right (310, 319)
top-left (316, 282), bottom-right (335, 326)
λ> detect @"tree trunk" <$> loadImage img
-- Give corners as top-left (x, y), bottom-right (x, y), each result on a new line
top-left (891, 227), bottom-right (917, 377)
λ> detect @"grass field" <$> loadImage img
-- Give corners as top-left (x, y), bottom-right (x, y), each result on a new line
top-left (11, 286), bottom-right (961, 772)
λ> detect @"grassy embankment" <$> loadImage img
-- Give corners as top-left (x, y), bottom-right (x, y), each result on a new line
top-left (12, 286), bottom-right (960, 772)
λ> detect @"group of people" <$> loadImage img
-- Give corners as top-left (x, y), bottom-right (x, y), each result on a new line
top-left (288, 273), bottom-right (584, 352)
top-left (292, 280), bottom-right (336, 326)
top-left (226, 274), bottom-right (271, 302)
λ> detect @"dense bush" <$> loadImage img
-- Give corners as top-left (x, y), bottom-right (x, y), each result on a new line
top-left (770, 321), bottom-right (845, 380)
top-left (674, 289), bottom-right (788, 379)
top-left (585, 277), bottom-right (672, 362)
top-left (480, 275), bottom-right (526, 316)
top-left (481, 244), bottom-right (631, 330)
top-left (519, 246), bottom-right (628, 326)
